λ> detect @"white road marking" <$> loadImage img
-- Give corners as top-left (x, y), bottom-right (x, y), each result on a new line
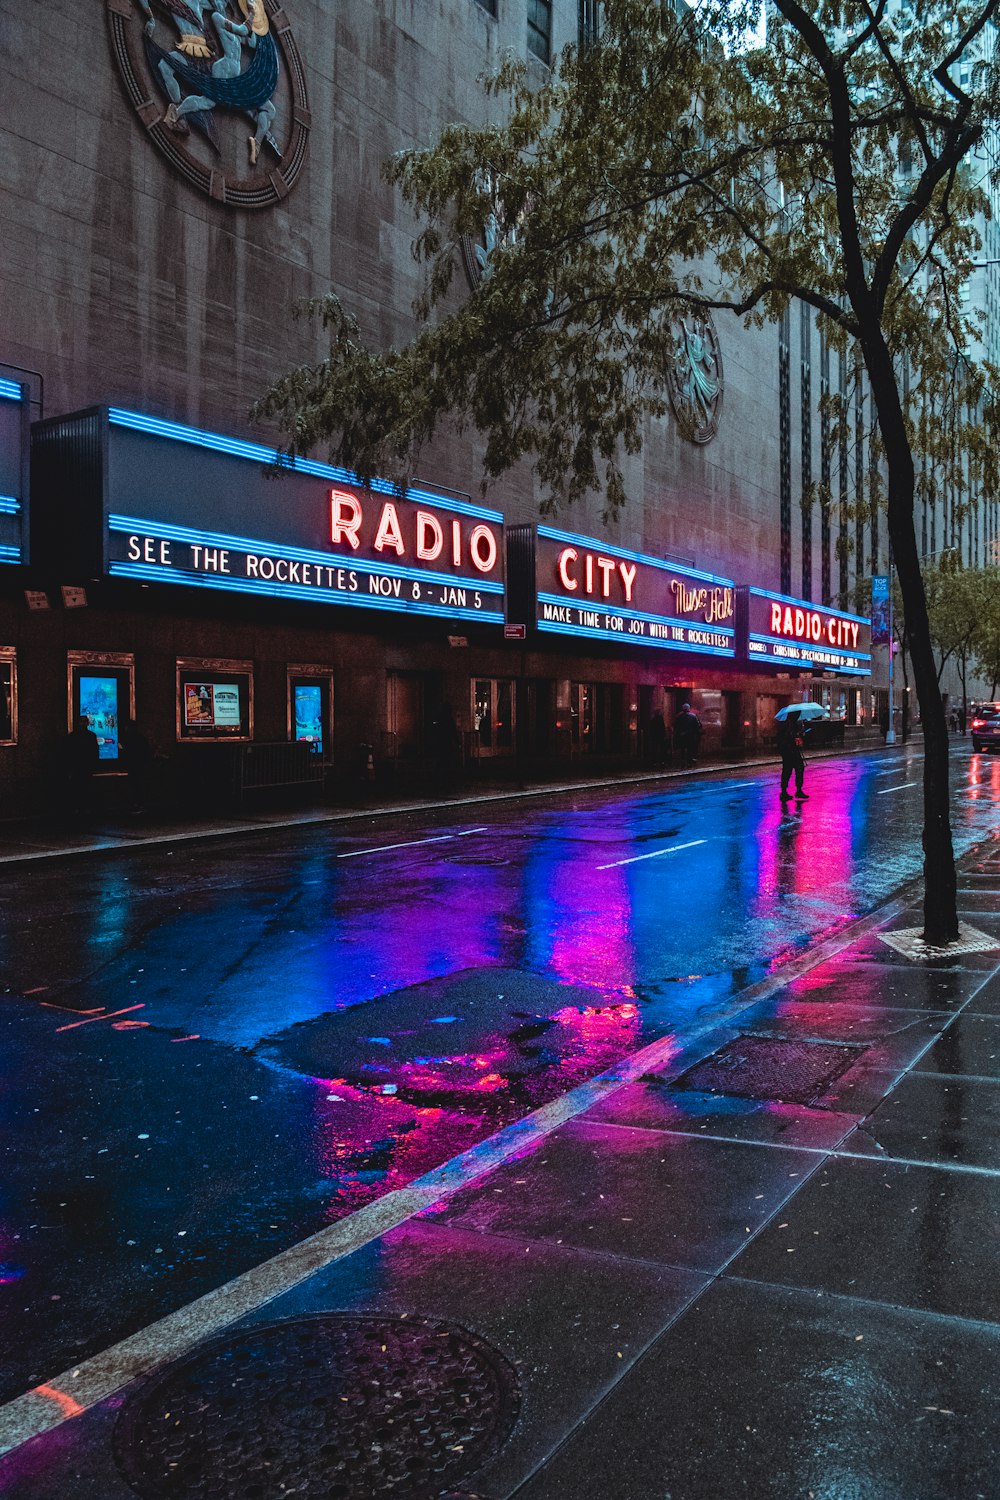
top-left (876, 781), bottom-right (920, 795)
top-left (337, 827), bottom-right (486, 860)
top-left (596, 838), bottom-right (707, 871)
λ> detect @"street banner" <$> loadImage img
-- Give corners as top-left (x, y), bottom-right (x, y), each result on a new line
top-left (871, 575), bottom-right (890, 646)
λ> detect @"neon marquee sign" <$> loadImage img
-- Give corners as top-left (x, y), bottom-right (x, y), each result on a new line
top-left (534, 525), bottom-right (736, 657)
top-left (92, 410), bottom-right (505, 624)
top-left (744, 587), bottom-right (871, 674)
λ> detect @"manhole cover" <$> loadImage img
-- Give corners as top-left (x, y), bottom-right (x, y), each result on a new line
top-left (113, 1314), bottom-right (520, 1500)
top-left (671, 1035), bottom-right (863, 1105)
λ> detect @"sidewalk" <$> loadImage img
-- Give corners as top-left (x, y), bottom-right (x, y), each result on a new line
top-left (0, 736), bottom-right (907, 865)
top-left (1, 836), bottom-right (998, 1497)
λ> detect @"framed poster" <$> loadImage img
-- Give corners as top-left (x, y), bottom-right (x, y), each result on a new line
top-left (176, 660), bottom-right (253, 741)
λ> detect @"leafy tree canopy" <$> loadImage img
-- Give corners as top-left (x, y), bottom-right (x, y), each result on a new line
top-left (257, 0), bottom-right (1000, 528)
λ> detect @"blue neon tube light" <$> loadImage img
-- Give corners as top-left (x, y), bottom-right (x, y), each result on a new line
top-left (107, 409), bottom-right (503, 522)
top-left (538, 616), bottom-right (735, 656)
top-left (108, 515), bottom-right (503, 595)
top-left (109, 560), bottom-right (505, 622)
top-left (538, 524), bottom-right (734, 588)
top-left (749, 586), bottom-right (869, 626)
top-left (537, 591), bottom-right (734, 638)
top-left (749, 630), bottom-right (870, 661)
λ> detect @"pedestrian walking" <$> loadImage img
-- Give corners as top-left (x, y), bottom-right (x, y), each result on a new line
top-left (777, 714), bottom-right (808, 801)
top-left (673, 702), bottom-right (702, 767)
top-left (949, 707), bottom-right (958, 734)
top-left (958, 704), bottom-right (967, 736)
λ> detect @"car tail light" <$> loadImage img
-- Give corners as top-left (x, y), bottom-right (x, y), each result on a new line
top-left (972, 719), bottom-right (985, 729)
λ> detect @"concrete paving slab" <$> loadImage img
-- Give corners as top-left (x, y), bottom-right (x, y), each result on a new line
top-left (730, 1155), bottom-right (1000, 1324)
top-left (843, 1071), bottom-right (1000, 1171)
top-left (580, 1080), bottom-right (858, 1150)
top-left (965, 971), bottom-right (1000, 1015)
top-left (423, 1119), bottom-right (814, 1273)
top-left (0, 1224), bottom-right (706, 1500)
top-left (914, 1012), bottom-right (1000, 1078)
top-left (514, 1277), bottom-right (1000, 1500)
top-left (777, 959), bottom-right (986, 1010)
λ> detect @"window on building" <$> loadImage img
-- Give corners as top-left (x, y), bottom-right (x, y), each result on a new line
top-left (528, 0), bottom-right (551, 62)
top-left (473, 678), bottom-right (516, 754)
top-left (579, 0), bottom-right (601, 45)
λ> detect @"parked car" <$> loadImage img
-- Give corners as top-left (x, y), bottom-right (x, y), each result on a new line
top-left (971, 704), bottom-right (1000, 752)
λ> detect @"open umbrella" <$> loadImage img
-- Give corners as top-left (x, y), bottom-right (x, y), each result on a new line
top-left (774, 702), bottom-right (827, 722)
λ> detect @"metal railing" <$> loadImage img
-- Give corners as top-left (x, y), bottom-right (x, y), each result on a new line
top-left (233, 742), bottom-right (326, 798)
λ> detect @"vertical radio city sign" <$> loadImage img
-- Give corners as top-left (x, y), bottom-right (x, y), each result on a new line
top-left (42, 409), bottom-right (505, 624)
top-left (533, 524), bottom-right (736, 656)
top-left (741, 587), bottom-right (871, 674)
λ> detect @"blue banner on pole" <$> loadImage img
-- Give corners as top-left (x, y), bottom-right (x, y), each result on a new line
top-left (871, 574), bottom-right (890, 646)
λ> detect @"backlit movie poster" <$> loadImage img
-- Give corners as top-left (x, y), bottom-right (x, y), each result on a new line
top-left (184, 683), bottom-right (214, 726)
top-left (80, 675), bottom-right (120, 760)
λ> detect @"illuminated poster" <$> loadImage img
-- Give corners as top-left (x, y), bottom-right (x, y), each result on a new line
top-left (80, 675), bottom-right (120, 759)
top-left (184, 684), bottom-right (214, 726)
top-left (294, 684), bottom-right (324, 754)
top-left (871, 575), bottom-right (890, 646)
top-left (212, 684), bottom-right (241, 727)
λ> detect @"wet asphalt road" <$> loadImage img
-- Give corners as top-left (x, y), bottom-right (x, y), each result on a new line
top-left (0, 740), bottom-right (996, 1404)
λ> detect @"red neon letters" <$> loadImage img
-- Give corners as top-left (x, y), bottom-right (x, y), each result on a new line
top-left (330, 489), bottom-right (499, 574)
top-left (557, 547), bottom-right (637, 601)
top-left (769, 600), bottom-right (859, 649)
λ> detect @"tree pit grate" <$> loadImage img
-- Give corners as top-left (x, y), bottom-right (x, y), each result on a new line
top-left (112, 1313), bottom-right (520, 1500)
top-left (671, 1035), bottom-right (864, 1105)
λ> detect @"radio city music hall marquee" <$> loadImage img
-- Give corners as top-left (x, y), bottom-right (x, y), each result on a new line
top-left (94, 411), bottom-right (506, 624)
top-left (533, 525), bottom-right (736, 657)
top-left (742, 587), bottom-right (871, 674)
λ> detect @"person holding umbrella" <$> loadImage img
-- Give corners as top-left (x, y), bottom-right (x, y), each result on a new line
top-left (775, 702), bottom-right (825, 801)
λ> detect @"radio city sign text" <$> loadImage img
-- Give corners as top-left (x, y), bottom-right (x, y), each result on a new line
top-left (555, 546), bottom-right (734, 626)
top-left (535, 528), bottom-right (736, 657)
top-left (109, 487), bottom-right (504, 623)
top-left (767, 599), bottom-right (861, 650)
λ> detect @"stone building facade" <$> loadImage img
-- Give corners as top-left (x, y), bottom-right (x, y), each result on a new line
top-left (0, 0), bottom-right (882, 809)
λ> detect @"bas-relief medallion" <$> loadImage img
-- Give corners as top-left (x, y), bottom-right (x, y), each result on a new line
top-left (107, 0), bottom-right (310, 208)
top-left (666, 309), bottom-right (724, 444)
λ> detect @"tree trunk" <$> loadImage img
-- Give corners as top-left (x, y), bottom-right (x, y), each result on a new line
top-left (864, 350), bottom-right (959, 944)
top-left (890, 513), bottom-right (958, 942)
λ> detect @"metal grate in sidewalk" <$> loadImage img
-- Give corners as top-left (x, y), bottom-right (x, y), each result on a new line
top-left (671, 1035), bottom-right (864, 1106)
